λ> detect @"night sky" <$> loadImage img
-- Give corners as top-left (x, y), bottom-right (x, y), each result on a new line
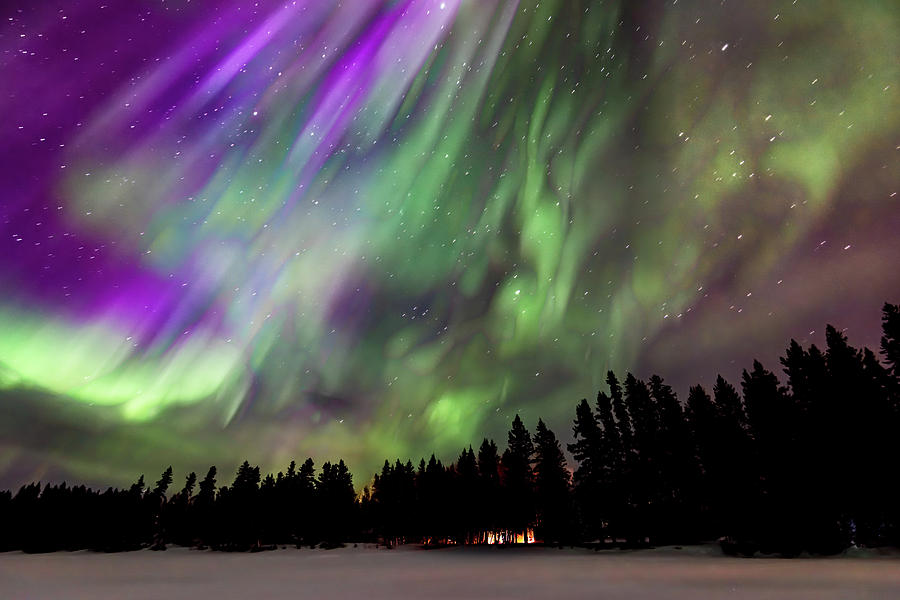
top-left (1, 0), bottom-right (897, 489)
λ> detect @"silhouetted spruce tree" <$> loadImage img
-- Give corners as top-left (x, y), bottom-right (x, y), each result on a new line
top-left (197, 466), bottom-right (217, 504)
top-left (295, 458), bottom-right (317, 545)
top-left (742, 360), bottom-right (806, 555)
top-left (10, 482), bottom-right (40, 551)
top-left (648, 375), bottom-right (698, 543)
top-left (781, 340), bottom-right (821, 414)
top-left (213, 484), bottom-right (231, 547)
top-left (271, 463), bottom-right (293, 545)
top-left (73, 484), bottom-right (96, 550)
top-left (857, 347), bottom-right (897, 545)
top-left (685, 384), bottom-right (721, 539)
top-left (371, 461), bottom-right (391, 544)
top-left (607, 371), bottom-right (633, 450)
top-left (193, 466), bottom-right (217, 547)
top-left (476, 438), bottom-right (502, 540)
top-left (373, 459), bottom-right (416, 546)
top-left (711, 375), bottom-right (755, 543)
top-left (596, 384), bottom-right (629, 543)
top-left (623, 373), bottom-right (657, 544)
top-left (780, 340), bottom-right (840, 552)
top-left (595, 388), bottom-right (622, 452)
top-left (501, 415), bottom-right (535, 541)
top-left (568, 398), bottom-right (602, 541)
top-left (120, 474), bottom-right (148, 550)
top-left (455, 446), bottom-right (479, 543)
top-left (373, 460), bottom-right (398, 545)
top-left (92, 487), bottom-right (115, 550)
top-left (224, 461), bottom-right (261, 550)
top-left (399, 459), bottom-right (416, 542)
top-left (149, 466), bottom-right (173, 549)
top-left (419, 454), bottom-right (449, 543)
top-left (414, 458), bottom-right (427, 540)
top-left (259, 473), bottom-right (278, 546)
top-left (167, 471), bottom-right (196, 546)
top-left (568, 380), bottom-right (629, 544)
top-left (44, 483), bottom-right (73, 551)
top-left (316, 460), bottom-right (355, 546)
top-left (823, 326), bottom-right (867, 550)
top-left (532, 419), bottom-right (571, 544)
top-left (31, 482), bottom-right (58, 552)
top-left (152, 466), bottom-right (173, 498)
top-left (183, 472), bottom-right (197, 497)
top-left (608, 371), bottom-right (635, 542)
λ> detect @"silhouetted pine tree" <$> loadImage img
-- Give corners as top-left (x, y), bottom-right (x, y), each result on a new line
top-left (149, 466), bottom-right (173, 549)
top-left (742, 360), bottom-right (807, 555)
top-left (622, 373), bottom-right (656, 544)
top-left (532, 419), bottom-right (571, 544)
top-left (316, 460), bottom-right (355, 546)
top-left (295, 458), bottom-right (317, 545)
top-left (259, 473), bottom-right (278, 546)
top-left (710, 376), bottom-right (756, 545)
top-left (610, 371), bottom-right (638, 542)
top-left (121, 474), bottom-right (148, 550)
top-left (372, 459), bottom-right (416, 546)
top-left (419, 454), bottom-right (450, 543)
top-left (477, 438), bottom-right (502, 540)
top-left (686, 384), bottom-right (723, 540)
top-left (455, 446), bottom-right (479, 543)
top-left (597, 384), bottom-right (629, 543)
top-left (167, 471), bottom-right (196, 546)
top-left (857, 347), bottom-right (897, 545)
top-left (607, 371), bottom-right (633, 450)
top-left (10, 482), bottom-right (40, 551)
top-left (222, 461), bottom-right (261, 550)
top-left (372, 460), bottom-right (395, 545)
top-left (193, 466), bottom-right (217, 547)
top-left (823, 326), bottom-right (867, 550)
top-left (271, 463), bottom-right (293, 545)
top-left (152, 467), bottom-right (173, 498)
top-left (648, 375), bottom-right (698, 543)
top-left (501, 415), bottom-right (535, 541)
top-left (568, 398), bottom-right (602, 540)
top-left (780, 340), bottom-right (841, 553)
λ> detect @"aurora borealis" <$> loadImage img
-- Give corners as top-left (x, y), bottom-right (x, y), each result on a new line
top-left (0, 0), bottom-right (897, 488)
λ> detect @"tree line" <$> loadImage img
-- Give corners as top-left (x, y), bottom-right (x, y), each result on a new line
top-left (1, 302), bottom-right (898, 556)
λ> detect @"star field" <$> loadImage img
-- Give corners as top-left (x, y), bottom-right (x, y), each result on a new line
top-left (0, 0), bottom-right (897, 487)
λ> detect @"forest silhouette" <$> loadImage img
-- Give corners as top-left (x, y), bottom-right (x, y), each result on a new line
top-left (1, 302), bottom-right (899, 557)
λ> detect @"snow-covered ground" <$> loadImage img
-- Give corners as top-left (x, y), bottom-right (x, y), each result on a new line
top-left (2, 544), bottom-right (899, 599)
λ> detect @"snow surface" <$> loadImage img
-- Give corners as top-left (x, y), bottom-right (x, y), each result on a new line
top-left (1, 544), bottom-right (899, 599)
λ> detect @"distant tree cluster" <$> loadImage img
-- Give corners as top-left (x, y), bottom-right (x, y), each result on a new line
top-left (568, 302), bottom-right (900, 555)
top-left (0, 459), bottom-right (355, 552)
top-left (361, 416), bottom-right (572, 547)
top-left (1, 303), bottom-right (898, 556)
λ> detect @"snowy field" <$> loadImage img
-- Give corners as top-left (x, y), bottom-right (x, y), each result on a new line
top-left (2, 544), bottom-right (900, 600)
